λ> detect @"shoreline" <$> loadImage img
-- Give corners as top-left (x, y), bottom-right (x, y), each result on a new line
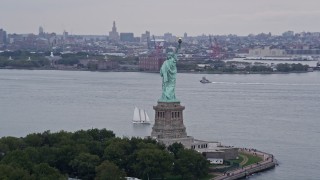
top-left (0, 67), bottom-right (317, 74)
top-left (213, 148), bottom-right (278, 180)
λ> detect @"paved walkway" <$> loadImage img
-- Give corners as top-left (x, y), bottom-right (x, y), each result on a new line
top-left (213, 148), bottom-right (277, 180)
top-left (239, 154), bottom-right (248, 166)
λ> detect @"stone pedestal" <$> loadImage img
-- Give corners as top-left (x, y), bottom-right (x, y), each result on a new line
top-left (151, 102), bottom-right (194, 147)
top-left (150, 102), bottom-right (236, 158)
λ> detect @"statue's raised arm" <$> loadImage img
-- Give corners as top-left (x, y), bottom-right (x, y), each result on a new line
top-left (159, 38), bottom-right (182, 102)
top-left (175, 38), bottom-right (182, 54)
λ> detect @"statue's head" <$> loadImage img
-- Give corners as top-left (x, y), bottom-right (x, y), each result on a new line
top-left (167, 52), bottom-right (174, 59)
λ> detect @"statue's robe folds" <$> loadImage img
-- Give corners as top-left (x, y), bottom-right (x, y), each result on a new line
top-left (159, 53), bottom-right (179, 102)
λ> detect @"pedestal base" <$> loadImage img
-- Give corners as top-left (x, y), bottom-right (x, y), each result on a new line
top-left (157, 136), bottom-right (194, 148)
top-left (151, 102), bottom-right (188, 139)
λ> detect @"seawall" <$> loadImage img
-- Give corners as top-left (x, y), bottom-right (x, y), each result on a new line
top-left (213, 148), bottom-right (278, 180)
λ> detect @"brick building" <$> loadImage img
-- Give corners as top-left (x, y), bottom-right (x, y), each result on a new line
top-left (139, 54), bottom-right (165, 72)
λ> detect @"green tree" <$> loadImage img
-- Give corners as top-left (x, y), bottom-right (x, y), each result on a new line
top-left (168, 142), bottom-right (184, 158)
top-left (87, 128), bottom-right (115, 142)
top-left (87, 141), bottom-right (106, 158)
top-left (72, 130), bottom-right (94, 143)
top-left (88, 62), bottom-right (98, 71)
top-left (95, 160), bottom-right (126, 180)
top-left (0, 164), bottom-right (32, 180)
top-left (211, 60), bottom-right (226, 69)
top-left (174, 149), bottom-right (209, 179)
top-left (133, 148), bottom-right (173, 180)
top-left (57, 58), bottom-right (79, 65)
top-left (72, 129), bottom-right (115, 143)
top-left (0, 149), bottom-right (34, 171)
top-left (37, 146), bottom-right (59, 167)
top-left (0, 142), bottom-right (9, 160)
top-left (0, 136), bottom-right (25, 151)
top-left (32, 163), bottom-right (65, 180)
top-left (276, 63), bottom-right (291, 72)
top-left (129, 137), bottom-right (165, 151)
top-left (24, 133), bottom-right (44, 147)
top-left (291, 63), bottom-right (308, 71)
top-left (54, 144), bottom-right (88, 174)
top-left (250, 65), bottom-right (272, 72)
top-left (40, 130), bottom-right (73, 147)
top-left (103, 138), bottom-right (131, 169)
top-left (121, 137), bottom-right (164, 177)
top-left (69, 153), bottom-right (100, 179)
top-left (0, 59), bottom-right (9, 67)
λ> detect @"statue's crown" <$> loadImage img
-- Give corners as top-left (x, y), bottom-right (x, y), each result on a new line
top-left (167, 52), bottom-right (174, 58)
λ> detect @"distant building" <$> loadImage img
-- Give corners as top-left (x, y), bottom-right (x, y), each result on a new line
top-left (139, 54), bottom-right (165, 72)
top-left (286, 47), bottom-right (320, 55)
top-left (79, 59), bottom-right (119, 70)
top-left (164, 32), bottom-right (175, 42)
top-left (282, 31), bottom-right (294, 37)
top-left (39, 26), bottom-right (44, 36)
top-left (120, 33), bottom-right (134, 42)
top-left (7, 33), bottom-right (23, 44)
top-left (248, 47), bottom-right (286, 57)
top-left (109, 21), bottom-right (119, 42)
top-left (196, 64), bottom-right (211, 70)
top-left (310, 32), bottom-right (320, 37)
top-left (63, 31), bottom-right (69, 39)
top-left (102, 53), bottom-right (125, 57)
top-left (134, 37), bottom-right (140, 42)
top-left (140, 31), bottom-right (150, 43)
top-left (0, 29), bottom-right (7, 44)
top-left (97, 60), bottom-right (119, 70)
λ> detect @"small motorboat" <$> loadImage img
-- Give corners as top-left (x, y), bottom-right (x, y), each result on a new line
top-left (200, 77), bottom-right (211, 84)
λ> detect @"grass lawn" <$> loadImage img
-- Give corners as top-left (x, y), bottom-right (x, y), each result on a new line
top-left (241, 152), bottom-right (263, 167)
top-left (229, 154), bottom-right (244, 164)
top-left (206, 153), bottom-right (264, 176)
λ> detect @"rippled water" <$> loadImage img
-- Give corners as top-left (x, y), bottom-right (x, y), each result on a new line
top-left (227, 58), bottom-right (319, 66)
top-left (1, 69), bottom-right (320, 179)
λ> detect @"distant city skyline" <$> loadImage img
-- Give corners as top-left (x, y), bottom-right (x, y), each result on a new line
top-left (1, 0), bottom-right (320, 36)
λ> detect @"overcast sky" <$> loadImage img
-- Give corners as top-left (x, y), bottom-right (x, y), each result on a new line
top-left (1, 0), bottom-right (320, 36)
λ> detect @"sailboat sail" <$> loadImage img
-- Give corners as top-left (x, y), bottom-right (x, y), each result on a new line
top-left (140, 108), bottom-right (146, 122)
top-left (133, 106), bottom-right (150, 124)
top-left (133, 107), bottom-right (140, 122)
top-left (145, 112), bottom-right (150, 122)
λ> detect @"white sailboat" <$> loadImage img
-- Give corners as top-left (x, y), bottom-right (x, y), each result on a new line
top-left (133, 107), bottom-right (151, 124)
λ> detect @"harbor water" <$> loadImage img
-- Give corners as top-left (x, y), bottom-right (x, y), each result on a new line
top-left (0, 69), bottom-right (320, 179)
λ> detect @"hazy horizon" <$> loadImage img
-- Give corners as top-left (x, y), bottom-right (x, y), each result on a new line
top-left (1, 0), bottom-right (320, 36)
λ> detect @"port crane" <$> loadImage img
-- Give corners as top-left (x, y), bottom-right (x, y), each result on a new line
top-left (209, 35), bottom-right (225, 60)
top-left (152, 35), bottom-right (163, 55)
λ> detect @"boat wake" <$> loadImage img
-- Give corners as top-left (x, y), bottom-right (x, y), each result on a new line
top-left (210, 82), bottom-right (320, 86)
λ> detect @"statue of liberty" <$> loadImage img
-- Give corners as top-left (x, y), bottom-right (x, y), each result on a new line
top-left (159, 38), bottom-right (182, 102)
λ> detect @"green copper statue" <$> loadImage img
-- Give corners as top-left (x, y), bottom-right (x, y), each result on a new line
top-left (159, 38), bottom-right (182, 102)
